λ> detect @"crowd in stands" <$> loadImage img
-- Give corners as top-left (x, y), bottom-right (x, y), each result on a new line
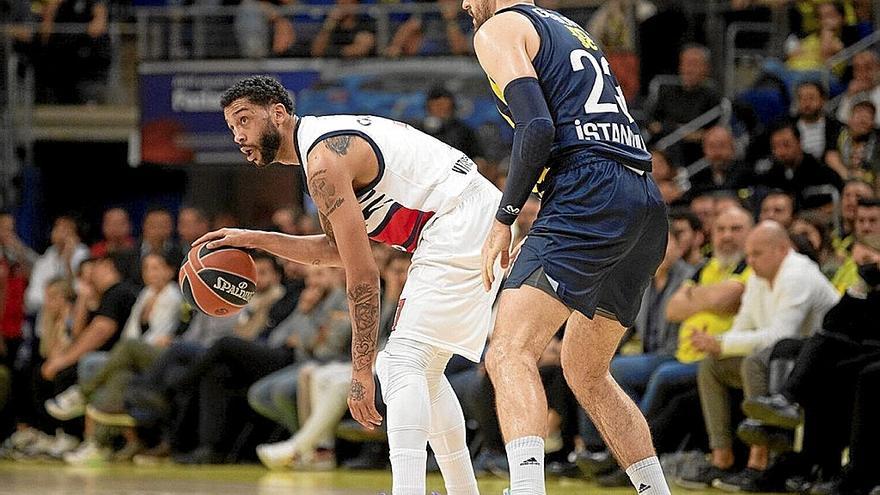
top-left (2, 1), bottom-right (880, 494)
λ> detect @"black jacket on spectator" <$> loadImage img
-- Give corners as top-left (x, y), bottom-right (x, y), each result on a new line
top-left (793, 115), bottom-right (842, 162)
top-left (325, 15), bottom-right (376, 57)
top-left (650, 84), bottom-right (722, 136)
top-left (776, 286), bottom-right (880, 475)
top-left (821, 287), bottom-right (879, 343)
top-left (92, 282), bottom-right (139, 352)
top-left (688, 160), bottom-right (754, 196)
top-left (754, 153), bottom-right (844, 205)
top-left (649, 83), bottom-right (722, 164)
top-left (419, 117), bottom-right (483, 161)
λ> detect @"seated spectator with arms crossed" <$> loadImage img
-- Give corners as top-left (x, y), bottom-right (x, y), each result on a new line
top-left (677, 221), bottom-right (839, 492)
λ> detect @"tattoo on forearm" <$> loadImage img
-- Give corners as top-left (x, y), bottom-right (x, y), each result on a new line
top-left (349, 378), bottom-right (366, 401)
top-left (324, 135), bottom-right (352, 156)
top-left (348, 282), bottom-right (379, 372)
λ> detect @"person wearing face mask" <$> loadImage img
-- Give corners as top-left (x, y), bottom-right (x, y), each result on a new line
top-left (740, 233), bottom-right (880, 492)
top-left (826, 100), bottom-right (880, 184)
top-left (416, 86), bottom-right (484, 162)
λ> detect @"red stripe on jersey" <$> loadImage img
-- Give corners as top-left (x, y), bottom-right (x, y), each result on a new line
top-left (369, 205), bottom-right (435, 253)
top-left (392, 298), bottom-right (406, 332)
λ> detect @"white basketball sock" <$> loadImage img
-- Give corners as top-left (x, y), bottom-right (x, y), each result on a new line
top-left (434, 447), bottom-right (479, 495)
top-left (377, 341), bottom-right (433, 495)
top-left (505, 436), bottom-right (546, 495)
top-left (625, 456), bottom-right (672, 495)
top-left (390, 448), bottom-right (428, 495)
top-left (428, 377), bottom-right (478, 495)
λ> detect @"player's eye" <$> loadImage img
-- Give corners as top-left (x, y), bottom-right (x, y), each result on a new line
top-left (240, 117), bottom-right (248, 125)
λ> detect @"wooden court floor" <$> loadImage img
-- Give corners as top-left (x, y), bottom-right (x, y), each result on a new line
top-left (0, 461), bottom-right (758, 495)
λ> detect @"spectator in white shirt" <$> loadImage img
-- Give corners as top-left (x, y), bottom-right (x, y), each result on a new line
top-left (837, 50), bottom-right (880, 127)
top-left (678, 221), bottom-right (839, 491)
top-left (720, 222), bottom-right (839, 356)
top-left (25, 216), bottom-right (90, 315)
top-left (120, 252), bottom-right (183, 346)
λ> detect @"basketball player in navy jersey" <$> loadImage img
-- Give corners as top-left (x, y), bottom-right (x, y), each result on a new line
top-left (197, 76), bottom-right (504, 494)
top-left (463, 1), bottom-right (671, 494)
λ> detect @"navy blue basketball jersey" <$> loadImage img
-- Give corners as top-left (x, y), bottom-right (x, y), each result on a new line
top-left (489, 4), bottom-right (652, 173)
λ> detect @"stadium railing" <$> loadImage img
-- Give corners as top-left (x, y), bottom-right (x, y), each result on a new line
top-left (133, 2), bottom-right (601, 62)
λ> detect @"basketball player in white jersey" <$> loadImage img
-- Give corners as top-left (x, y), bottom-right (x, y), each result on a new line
top-left (195, 76), bottom-right (502, 495)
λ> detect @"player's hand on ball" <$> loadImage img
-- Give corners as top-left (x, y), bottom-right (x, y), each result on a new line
top-left (481, 220), bottom-right (512, 291)
top-left (348, 373), bottom-right (382, 430)
top-left (192, 228), bottom-right (257, 250)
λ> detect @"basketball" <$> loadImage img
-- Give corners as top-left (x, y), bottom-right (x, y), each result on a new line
top-left (179, 242), bottom-right (257, 317)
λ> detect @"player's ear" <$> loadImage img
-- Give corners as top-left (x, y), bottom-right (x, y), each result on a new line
top-left (271, 103), bottom-right (287, 124)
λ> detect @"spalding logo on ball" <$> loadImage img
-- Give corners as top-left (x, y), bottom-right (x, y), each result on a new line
top-left (179, 242), bottom-right (257, 317)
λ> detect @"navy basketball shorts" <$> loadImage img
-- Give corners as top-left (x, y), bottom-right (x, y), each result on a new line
top-left (503, 154), bottom-right (668, 328)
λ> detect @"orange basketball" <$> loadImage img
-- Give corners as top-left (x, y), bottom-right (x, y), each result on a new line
top-left (179, 242), bottom-right (257, 317)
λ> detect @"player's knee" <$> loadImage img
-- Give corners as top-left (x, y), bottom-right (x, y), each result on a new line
top-left (487, 333), bottom-right (541, 374)
top-left (484, 344), bottom-right (502, 378)
top-left (561, 348), bottom-right (608, 387)
top-left (376, 351), bottom-right (428, 402)
top-left (485, 341), bottom-right (520, 379)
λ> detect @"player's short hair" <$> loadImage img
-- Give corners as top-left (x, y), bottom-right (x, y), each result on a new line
top-left (221, 76), bottom-right (295, 114)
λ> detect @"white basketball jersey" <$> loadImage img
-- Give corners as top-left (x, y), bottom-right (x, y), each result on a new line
top-left (295, 115), bottom-right (482, 252)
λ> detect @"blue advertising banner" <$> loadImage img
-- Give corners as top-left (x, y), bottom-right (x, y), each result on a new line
top-left (139, 58), bottom-right (509, 165)
top-left (140, 66), bottom-right (319, 164)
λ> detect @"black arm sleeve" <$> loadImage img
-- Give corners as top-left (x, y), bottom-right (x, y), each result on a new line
top-left (495, 76), bottom-right (555, 225)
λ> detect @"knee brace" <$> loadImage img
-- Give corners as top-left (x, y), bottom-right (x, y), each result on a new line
top-left (427, 376), bottom-right (467, 456)
top-left (376, 350), bottom-right (431, 450)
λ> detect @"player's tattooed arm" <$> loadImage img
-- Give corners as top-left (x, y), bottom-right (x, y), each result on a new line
top-left (348, 282), bottom-right (380, 373)
top-left (308, 168), bottom-right (345, 245)
top-left (323, 135), bottom-right (352, 156)
top-left (306, 145), bottom-right (383, 428)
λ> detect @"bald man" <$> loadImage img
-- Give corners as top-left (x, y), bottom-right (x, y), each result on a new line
top-left (677, 221), bottom-right (839, 491)
top-left (688, 127), bottom-right (753, 195)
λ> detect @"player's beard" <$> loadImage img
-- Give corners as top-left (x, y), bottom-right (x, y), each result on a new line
top-left (469, 0), bottom-right (494, 30)
top-left (255, 122), bottom-right (282, 168)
